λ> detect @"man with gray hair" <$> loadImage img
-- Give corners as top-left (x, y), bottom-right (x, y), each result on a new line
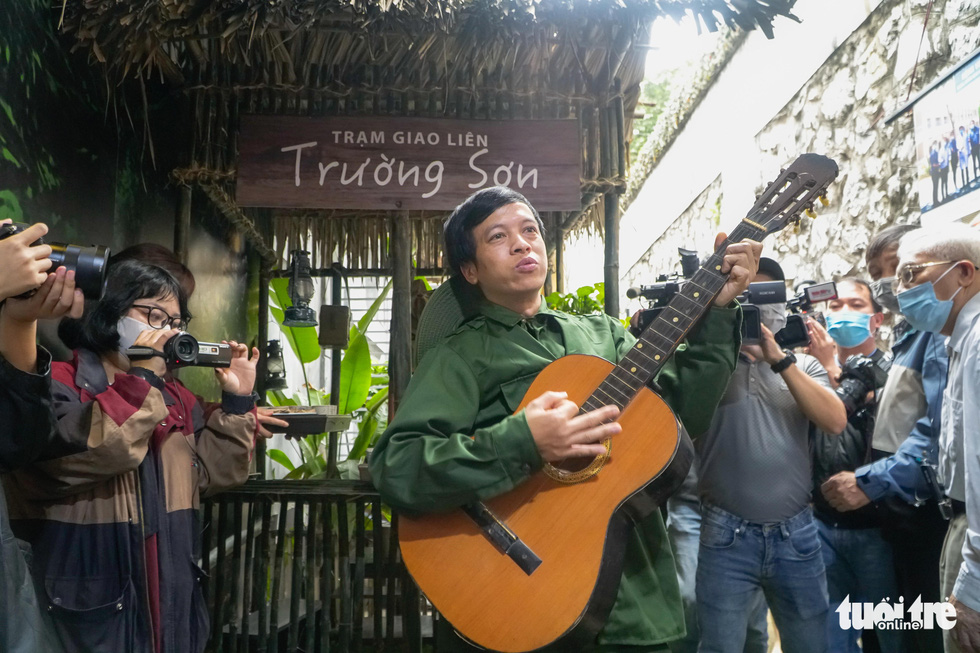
top-left (895, 223), bottom-right (980, 652)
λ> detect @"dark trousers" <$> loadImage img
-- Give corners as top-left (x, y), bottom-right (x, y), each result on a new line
top-left (880, 500), bottom-right (946, 653)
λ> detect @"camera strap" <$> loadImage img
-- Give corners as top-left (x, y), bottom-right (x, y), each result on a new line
top-left (126, 346), bottom-right (166, 361)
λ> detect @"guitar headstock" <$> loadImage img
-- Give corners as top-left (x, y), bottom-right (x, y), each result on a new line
top-left (746, 153), bottom-right (839, 235)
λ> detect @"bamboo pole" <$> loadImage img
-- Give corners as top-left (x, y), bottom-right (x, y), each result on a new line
top-left (175, 186), bottom-right (192, 265)
top-left (389, 210), bottom-right (413, 414)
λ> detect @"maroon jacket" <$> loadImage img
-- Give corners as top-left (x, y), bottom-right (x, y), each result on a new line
top-left (4, 349), bottom-right (256, 653)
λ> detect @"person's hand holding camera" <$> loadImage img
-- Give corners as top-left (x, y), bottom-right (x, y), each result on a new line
top-left (1, 258), bottom-right (85, 374)
top-left (743, 324), bottom-right (785, 364)
top-left (0, 220), bottom-right (53, 300)
top-left (214, 341), bottom-right (259, 396)
top-left (129, 328), bottom-right (181, 378)
top-left (2, 267), bottom-right (84, 324)
top-left (805, 317), bottom-right (840, 384)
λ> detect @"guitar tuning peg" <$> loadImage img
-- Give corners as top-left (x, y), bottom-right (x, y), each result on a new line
top-left (793, 221), bottom-right (801, 234)
top-left (805, 207), bottom-right (817, 219)
top-left (818, 195), bottom-right (829, 206)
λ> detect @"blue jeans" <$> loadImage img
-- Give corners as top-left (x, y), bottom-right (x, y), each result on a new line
top-left (696, 504), bottom-right (829, 653)
top-left (816, 519), bottom-right (904, 653)
top-left (666, 465), bottom-right (767, 653)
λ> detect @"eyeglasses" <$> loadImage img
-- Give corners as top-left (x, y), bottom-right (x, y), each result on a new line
top-left (892, 261), bottom-right (956, 291)
top-left (131, 304), bottom-right (188, 330)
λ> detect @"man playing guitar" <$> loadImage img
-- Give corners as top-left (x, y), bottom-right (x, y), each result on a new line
top-left (370, 185), bottom-right (761, 652)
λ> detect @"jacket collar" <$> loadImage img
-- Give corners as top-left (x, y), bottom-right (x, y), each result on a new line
top-left (477, 296), bottom-right (568, 327)
top-left (949, 291), bottom-right (980, 353)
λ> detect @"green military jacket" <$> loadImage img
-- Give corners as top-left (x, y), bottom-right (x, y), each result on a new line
top-left (370, 297), bottom-right (740, 647)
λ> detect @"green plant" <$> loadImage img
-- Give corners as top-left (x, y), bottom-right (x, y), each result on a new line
top-left (545, 283), bottom-right (605, 315)
top-left (267, 279), bottom-right (392, 479)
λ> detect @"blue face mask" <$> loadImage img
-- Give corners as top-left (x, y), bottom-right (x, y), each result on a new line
top-left (825, 311), bottom-right (873, 348)
top-left (896, 265), bottom-right (962, 333)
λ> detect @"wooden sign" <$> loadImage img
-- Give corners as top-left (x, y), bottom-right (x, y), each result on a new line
top-left (236, 115), bottom-right (581, 211)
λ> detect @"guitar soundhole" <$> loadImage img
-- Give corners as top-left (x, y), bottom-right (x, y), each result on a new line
top-left (552, 456), bottom-right (596, 473)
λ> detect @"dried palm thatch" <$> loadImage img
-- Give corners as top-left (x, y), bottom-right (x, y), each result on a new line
top-left (61, 0), bottom-right (797, 270)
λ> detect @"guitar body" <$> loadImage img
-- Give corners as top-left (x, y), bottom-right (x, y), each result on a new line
top-left (398, 354), bottom-right (694, 652)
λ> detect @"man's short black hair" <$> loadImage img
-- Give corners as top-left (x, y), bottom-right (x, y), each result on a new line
top-left (59, 259), bottom-right (190, 355)
top-left (837, 277), bottom-right (882, 314)
top-left (443, 186), bottom-right (544, 277)
top-left (866, 224), bottom-right (916, 267)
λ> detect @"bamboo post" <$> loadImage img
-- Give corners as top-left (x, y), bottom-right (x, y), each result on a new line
top-left (599, 97), bottom-right (620, 317)
top-left (327, 266), bottom-right (343, 477)
top-left (389, 210), bottom-right (413, 413)
top-left (255, 266), bottom-right (271, 477)
top-left (175, 186), bottom-right (192, 265)
top-left (603, 193), bottom-right (620, 317)
top-left (555, 225), bottom-right (564, 295)
top-left (255, 211), bottom-right (273, 478)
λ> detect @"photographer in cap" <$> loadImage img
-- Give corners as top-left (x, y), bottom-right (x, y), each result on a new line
top-left (3, 258), bottom-right (258, 653)
top-left (821, 224), bottom-right (949, 653)
top-left (0, 219), bottom-right (83, 652)
top-left (694, 256), bottom-right (846, 653)
top-left (807, 279), bottom-right (901, 651)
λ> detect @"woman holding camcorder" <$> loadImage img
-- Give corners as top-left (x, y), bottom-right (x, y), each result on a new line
top-left (4, 257), bottom-right (259, 653)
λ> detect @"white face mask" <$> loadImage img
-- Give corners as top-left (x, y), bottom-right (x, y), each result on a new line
top-left (117, 316), bottom-right (154, 354)
top-left (758, 303), bottom-right (788, 334)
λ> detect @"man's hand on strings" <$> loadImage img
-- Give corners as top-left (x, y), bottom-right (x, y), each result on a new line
top-left (525, 391), bottom-right (621, 463)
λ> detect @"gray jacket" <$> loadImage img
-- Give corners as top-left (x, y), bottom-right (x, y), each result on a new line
top-left (0, 348), bottom-right (62, 653)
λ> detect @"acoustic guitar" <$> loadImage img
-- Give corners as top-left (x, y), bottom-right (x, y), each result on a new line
top-left (398, 153), bottom-right (839, 652)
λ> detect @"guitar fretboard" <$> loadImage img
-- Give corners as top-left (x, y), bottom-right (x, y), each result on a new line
top-left (582, 221), bottom-right (766, 414)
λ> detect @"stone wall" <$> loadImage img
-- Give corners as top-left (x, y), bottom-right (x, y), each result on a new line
top-left (621, 0), bottom-right (980, 292)
top-left (622, 176), bottom-right (722, 304)
top-left (758, 0), bottom-right (980, 284)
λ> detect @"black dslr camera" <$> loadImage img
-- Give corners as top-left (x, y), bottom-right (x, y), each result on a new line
top-left (128, 333), bottom-right (232, 369)
top-left (0, 222), bottom-right (110, 300)
top-left (836, 354), bottom-right (890, 416)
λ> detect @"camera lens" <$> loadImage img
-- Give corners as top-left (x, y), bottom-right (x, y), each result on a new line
top-left (49, 242), bottom-right (110, 301)
top-left (164, 333), bottom-right (199, 366)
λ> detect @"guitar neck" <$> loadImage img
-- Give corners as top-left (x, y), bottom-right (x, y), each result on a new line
top-left (582, 220), bottom-right (767, 413)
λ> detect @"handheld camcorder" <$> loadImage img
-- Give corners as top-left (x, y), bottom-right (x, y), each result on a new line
top-left (627, 248), bottom-right (700, 335)
top-left (0, 222), bottom-right (110, 300)
top-left (738, 280), bottom-right (838, 349)
top-left (128, 333), bottom-right (232, 369)
top-left (737, 281), bottom-right (786, 344)
top-left (836, 354), bottom-right (890, 416)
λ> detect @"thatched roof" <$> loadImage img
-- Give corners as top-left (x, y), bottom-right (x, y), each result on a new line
top-left (60, 0), bottom-right (797, 271)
